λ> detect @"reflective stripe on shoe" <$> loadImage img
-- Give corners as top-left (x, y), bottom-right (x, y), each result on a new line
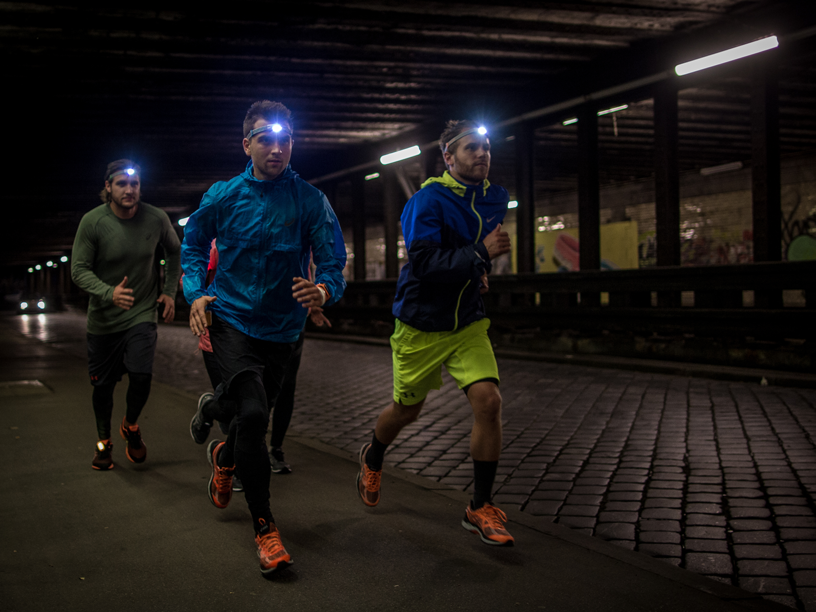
top-left (462, 503), bottom-right (515, 547)
top-left (92, 440), bottom-right (114, 471)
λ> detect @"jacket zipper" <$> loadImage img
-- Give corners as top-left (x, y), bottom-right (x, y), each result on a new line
top-left (453, 190), bottom-right (483, 331)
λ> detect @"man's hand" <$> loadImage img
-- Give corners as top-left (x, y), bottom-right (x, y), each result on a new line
top-left (479, 273), bottom-right (489, 295)
top-left (112, 276), bottom-right (135, 310)
top-left (293, 277), bottom-right (325, 309)
top-left (482, 223), bottom-right (511, 260)
top-left (189, 295), bottom-right (217, 336)
top-left (156, 294), bottom-right (176, 323)
top-left (309, 306), bottom-right (332, 328)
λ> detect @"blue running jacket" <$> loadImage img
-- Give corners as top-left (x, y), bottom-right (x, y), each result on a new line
top-left (181, 162), bottom-right (347, 342)
top-left (392, 171), bottom-right (509, 332)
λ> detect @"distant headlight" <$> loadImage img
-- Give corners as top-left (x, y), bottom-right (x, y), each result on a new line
top-left (37, 300), bottom-right (46, 309)
top-left (20, 301), bottom-right (28, 310)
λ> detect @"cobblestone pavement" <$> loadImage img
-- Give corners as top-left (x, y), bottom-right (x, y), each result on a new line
top-left (12, 311), bottom-right (816, 610)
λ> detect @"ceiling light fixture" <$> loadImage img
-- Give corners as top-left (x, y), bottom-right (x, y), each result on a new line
top-left (380, 146), bottom-right (421, 166)
top-left (675, 36), bottom-right (778, 76)
top-left (562, 104), bottom-right (629, 125)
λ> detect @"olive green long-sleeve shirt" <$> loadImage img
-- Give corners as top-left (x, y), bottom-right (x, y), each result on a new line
top-left (71, 202), bottom-right (181, 335)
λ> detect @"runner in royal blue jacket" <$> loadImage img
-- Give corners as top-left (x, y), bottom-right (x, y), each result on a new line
top-left (356, 119), bottom-right (517, 547)
top-left (181, 100), bottom-right (346, 575)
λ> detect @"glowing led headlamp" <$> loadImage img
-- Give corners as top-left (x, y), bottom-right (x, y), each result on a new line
top-left (108, 168), bottom-right (137, 181)
top-left (444, 126), bottom-right (488, 152)
top-left (246, 122), bottom-right (292, 140)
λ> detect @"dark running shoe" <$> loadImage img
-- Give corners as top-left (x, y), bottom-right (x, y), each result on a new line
top-left (92, 440), bottom-right (114, 471)
top-left (119, 418), bottom-right (146, 463)
top-left (207, 439), bottom-right (234, 509)
top-left (270, 447), bottom-right (291, 474)
top-left (255, 519), bottom-right (292, 575)
top-left (190, 392), bottom-right (214, 445)
top-left (232, 475), bottom-right (244, 492)
top-left (356, 443), bottom-right (381, 507)
top-left (462, 503), bottom-right (515, 547)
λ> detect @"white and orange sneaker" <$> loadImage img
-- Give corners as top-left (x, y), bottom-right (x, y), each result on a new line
top-left (462, 502), bottom-right (515, 546)
top-left (255, 519), bottom-right (292, 575)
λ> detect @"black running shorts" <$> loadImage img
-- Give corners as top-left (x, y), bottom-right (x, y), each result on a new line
top-left (86, 322), bottom-right (158, 386)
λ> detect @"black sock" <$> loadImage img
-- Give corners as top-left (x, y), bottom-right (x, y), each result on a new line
top-left (472, 460), bottom-right (498, 509)
top-left (253, 513), bottom-right (276, 534)
top-left (365, 433), bottom-right (388, 471)
top-left (217, 441), bottom-right (235, 468)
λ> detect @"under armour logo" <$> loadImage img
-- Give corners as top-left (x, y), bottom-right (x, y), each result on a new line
top-left (401, 391), bottom-right (416, 398)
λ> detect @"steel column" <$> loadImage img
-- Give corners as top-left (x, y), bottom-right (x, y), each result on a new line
top-left (514, 121), bottom-right (536, 274)
top-left (752, 56), bottom-right (782, 308)
top-left (351, 176), bottom-right (367, 282)
top-left (383, 170), bottom-right (400, 279)
top-left (577, 104), bottom-right (600, 306)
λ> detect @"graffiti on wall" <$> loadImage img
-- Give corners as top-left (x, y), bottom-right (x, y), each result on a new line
top-left (782, 189), bottom-right (816, 261)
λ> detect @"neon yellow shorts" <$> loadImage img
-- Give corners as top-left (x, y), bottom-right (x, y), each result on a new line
top-left (390, 318), bottom-right (499, 406)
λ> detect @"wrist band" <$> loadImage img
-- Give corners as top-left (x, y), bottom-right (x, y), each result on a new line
top-left (316, 283), bottom-right (330, 306)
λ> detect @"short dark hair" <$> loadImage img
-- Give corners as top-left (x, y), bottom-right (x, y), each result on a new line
top-left (243, 100), bottom-right (293, 138)
top-left (100, 158), bottom-right (141, 203)
top-left (439, 119), bottom-right (481, 156)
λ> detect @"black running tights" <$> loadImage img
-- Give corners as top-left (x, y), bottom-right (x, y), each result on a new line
top-left (91, 372), bottom-right (152, 439)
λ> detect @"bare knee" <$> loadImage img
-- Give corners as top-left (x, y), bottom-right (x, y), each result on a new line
top-left (392, 400), bottom-right (423, 427)
top-left (468, 383), bottom-right (502, 424)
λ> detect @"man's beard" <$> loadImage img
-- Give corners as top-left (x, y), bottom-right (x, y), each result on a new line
top-left (111, 195), bottom-right (140, 208)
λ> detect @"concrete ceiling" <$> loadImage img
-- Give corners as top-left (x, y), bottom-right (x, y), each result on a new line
top-left (2, 1), bottom-right (815, 270)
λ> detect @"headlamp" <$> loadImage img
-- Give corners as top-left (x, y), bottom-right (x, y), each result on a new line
top-left (444, 126), bottom-right (488, 152)
top-left (108, 168), bottom-right (137, 181)
top-left (246, 123), bottom-right (292, 140)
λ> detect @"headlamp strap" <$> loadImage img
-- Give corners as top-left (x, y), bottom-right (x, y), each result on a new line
top-left (444, 127), bottom-right (485, 152)
top-left (246, 124), bottom-right (292, 140)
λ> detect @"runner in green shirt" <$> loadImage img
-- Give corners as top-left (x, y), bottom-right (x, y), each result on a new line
top-left (71, 158), bottom-right (181, 471)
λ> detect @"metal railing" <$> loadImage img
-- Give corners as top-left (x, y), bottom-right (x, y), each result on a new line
top-left (330, 261), bottom-right (816, 341)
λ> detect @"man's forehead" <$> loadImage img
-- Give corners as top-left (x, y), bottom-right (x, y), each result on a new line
top-left (253, 118), bottom-right (291, 131)
top-left (109, 170), bottom-right (139, 182)
top-left (453, 133), bottom-right (489, 149)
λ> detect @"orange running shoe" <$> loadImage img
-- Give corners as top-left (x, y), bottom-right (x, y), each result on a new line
top-left (119, 418), bottom-right (146, 463)
top-left (207, 439), bottom-right (234, 509)
top-left (356, 443), bottom-right (381, 507)
top-left (462, 503), bottom-right (515, 546)
top-left (92, 440), bottom-right (114, 470)
top-left (255, 519), bottom-right (292, 575)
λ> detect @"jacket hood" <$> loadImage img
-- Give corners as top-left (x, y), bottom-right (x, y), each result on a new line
top-left (420, 170), bottom-right (491, 198)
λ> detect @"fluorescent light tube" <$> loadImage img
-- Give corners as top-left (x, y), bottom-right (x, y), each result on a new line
top-left (380, 146), bottom-right (421, 165)
top-left (675, 36), bottom-right (778, 76)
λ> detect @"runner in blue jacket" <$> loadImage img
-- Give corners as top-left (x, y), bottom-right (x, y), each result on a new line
top-left (357, 119), bottom-right (516, 547)
top-left (181, 100), bottom-right (346, 575)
